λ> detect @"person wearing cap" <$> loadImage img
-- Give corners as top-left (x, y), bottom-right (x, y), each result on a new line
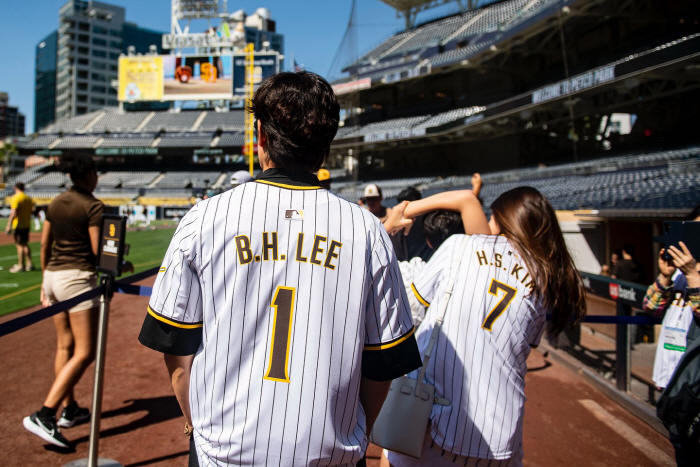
top-left (230, 170), bottom-right (254, 188)
top-left (317, 168), bottom-right (331, 190)
top-left (361, 183), bottom-right (392, 223)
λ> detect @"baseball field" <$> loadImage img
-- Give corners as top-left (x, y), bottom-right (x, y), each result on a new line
top-left (0, 219), bottom-right (176, 316)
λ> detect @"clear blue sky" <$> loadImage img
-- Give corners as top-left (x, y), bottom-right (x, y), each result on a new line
top-left (0, 0), bottom-right (465, 134)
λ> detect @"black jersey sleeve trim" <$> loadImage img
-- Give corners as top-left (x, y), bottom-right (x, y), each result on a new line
top-left (411, 283), bottom-right (430, 307)
top-left (362, 332), bottom-right (422, 381)
top-left (138, 312), bottom-right (202, 356)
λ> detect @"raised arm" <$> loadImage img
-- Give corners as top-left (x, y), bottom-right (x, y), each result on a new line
top-left (403, 189), bottom-right (490, 235)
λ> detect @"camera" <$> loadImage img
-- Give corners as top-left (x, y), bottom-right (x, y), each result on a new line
top-left (653, 221), bottom-right (700, 260)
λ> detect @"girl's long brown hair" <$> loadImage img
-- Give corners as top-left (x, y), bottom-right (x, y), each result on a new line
top-left (491, 187), bottom-right (586, 335)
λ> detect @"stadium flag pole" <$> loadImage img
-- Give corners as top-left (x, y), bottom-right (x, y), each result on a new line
top-left (63, 275), bottom-right (123, 467)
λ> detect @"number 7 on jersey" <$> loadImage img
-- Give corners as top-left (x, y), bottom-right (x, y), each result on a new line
top-left (264, 286), bottom-right (296, 383)
top-left (482, 279), bottom-right (517, 331)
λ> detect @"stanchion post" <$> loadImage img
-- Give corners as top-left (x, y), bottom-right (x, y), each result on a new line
top-left (64, 212), bottom-right (126, 467)
top-left (87, 275), bottom-right (113, 467)
top-left (615, 302), bottom-right (631, 392)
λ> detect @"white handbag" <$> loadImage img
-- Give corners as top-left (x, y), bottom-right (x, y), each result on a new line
top-left (369, 236), bottom-right (468, 458)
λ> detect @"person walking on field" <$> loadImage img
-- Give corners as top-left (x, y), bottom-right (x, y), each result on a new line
top-left (139, 71), bottom-right (421, 466)
top-left (22, 154), bottom-right (104, 448)
top-left (5, 182), bottom-right (36, 272)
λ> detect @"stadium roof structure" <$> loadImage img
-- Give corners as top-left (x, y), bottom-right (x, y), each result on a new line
top-left (379, 0), bottom-right (480, 28)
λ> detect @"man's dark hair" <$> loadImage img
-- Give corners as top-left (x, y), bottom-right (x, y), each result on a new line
top-left (423, 210), bottom-right (465, 249)
top-left (397, 187), bottom-right (422, 203)
top-left (249, 71), bottom-right (340, 173)
top-left (59, 153), bottom-right (96, 180)
top-left (14, 182), bottom-right (25, 191)
top-left (623, 244), bottom-right (636, 257)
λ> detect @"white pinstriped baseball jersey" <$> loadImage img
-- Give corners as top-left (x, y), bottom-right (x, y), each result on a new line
top-left (652, 270), bottom-right (694, 388)
top-left (410, 234), bottom-right (546, 462)
top-left (139, 169), bottom-right (421, 466)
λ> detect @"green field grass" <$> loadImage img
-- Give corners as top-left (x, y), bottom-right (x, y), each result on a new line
top-left (0, 227), bottom-right (176, 317)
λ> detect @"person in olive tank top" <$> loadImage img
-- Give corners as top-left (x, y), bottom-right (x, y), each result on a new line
top-left (22, 154), bottom-right (103, 449)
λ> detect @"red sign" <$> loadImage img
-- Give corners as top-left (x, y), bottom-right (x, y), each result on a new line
top-left (241, 144), bottom-right (258, 155)
top-left (609, 283), bottom-right (619, 300)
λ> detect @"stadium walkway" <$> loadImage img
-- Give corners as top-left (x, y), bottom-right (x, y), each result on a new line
top-left (0, 277), bottom-right (675, 467)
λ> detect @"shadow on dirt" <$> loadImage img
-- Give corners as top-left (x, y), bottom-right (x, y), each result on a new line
top-left (72, 396), bottom-right (182, 445)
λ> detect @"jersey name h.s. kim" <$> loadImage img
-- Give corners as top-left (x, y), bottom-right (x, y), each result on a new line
top-left (139, 169), bottom-right (421, 466)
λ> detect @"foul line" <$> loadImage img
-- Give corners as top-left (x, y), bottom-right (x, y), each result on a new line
top-left (0, 283), bottom-right (41, 302)
top-left (578, 399), bottom-right (674, 466)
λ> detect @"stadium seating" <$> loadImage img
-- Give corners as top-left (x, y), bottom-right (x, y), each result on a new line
top-left (349, 0), bottom-right (557, 70)
top-left (154, 172), bottom-right (223, 189)
top-left (331, 146), bottom-right (700, 212)
top-left (22, 135), bottom-right (59, 150)
top-left (39, 110), bottom-right (103, 134)
top-left (93, 191), bottom-right (140, 206)
top-left (142, 112), bottom-right (201, 132)
top-left (88, 111), bottom-right (150, 132)
top-left (54, 135), bottom-right (101, 149)
top-left (216, 132), bottom-right (245, 147)
top-left (157, 133), bottom-right (215, 148)
top-left (197, 111), bottom-right (246, 131)
top-left (29, 172), bottom-right (71, 188)
top-left (97, 171), bottom-right (160, 188)
top-left (98, 134), bottom-right (156, 148)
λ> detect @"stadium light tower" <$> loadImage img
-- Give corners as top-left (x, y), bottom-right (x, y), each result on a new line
top-left (379, 0), bottom-right (475, 29)
top-left (164, 0), bottom-right (246, 53)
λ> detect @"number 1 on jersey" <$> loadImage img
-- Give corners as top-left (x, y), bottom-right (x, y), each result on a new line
top-left (482, 279), bottom-right (517, 331)
top-left (264, 286), bottom-right (296, 383)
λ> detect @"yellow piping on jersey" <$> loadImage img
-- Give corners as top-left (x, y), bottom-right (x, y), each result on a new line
top-left (255, 180), bottom-right (322, 190)
top-left (411, 283), bottom-right (430, 307)
top-left (364, 327), bottom-right (415, 351)
top-left (147, 306), bottom-right (203, 329)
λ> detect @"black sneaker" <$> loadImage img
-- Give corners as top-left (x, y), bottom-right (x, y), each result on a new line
top-left (23, 412), bottom-right (71, 448)
top-left (57, 405), bottom-right (90, 428)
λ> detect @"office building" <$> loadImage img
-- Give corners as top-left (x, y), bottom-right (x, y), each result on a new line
top-left (50, 0), bottom-right (164, 126)
top-left (35, 31), bottom-right (58, 132)
top-left (0, 93), bottom-right (26, 138)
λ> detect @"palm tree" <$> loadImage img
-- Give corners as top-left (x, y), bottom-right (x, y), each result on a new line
top-left (0, 141), bottom-right (18, 185)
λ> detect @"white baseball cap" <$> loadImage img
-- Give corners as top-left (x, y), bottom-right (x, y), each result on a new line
top-left (363, 184), bottom-right (382, 198)
top-left (231, 170), bottom-right (254, 185)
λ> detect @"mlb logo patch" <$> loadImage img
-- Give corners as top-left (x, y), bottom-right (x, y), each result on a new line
top-left (285, 210), bottom-right (304, 220)
top-left (609, 283), bottom-right (619, 300)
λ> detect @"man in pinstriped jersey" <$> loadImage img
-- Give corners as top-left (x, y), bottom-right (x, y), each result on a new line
top-left (139, 71), bottom-right (421, 466)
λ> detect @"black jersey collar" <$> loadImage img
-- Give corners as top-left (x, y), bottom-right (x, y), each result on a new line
top-left (255, 168), bottom-right (322, 190)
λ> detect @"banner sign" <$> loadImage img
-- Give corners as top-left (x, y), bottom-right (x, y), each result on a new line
top-left (333, 78), bottom-right (371, 96)
top-left (232, 53), bottom-right (279, 97)
top-left (96, 148), bottom-right (158, 156)
top-left (532, 65), bottom-right (615, 104)
top-left (118, 56), bottom-right (164, 102)
top-left (163, 33), bottom-right (238, 49)
top-left (580, 272), bottom-right (647, 309)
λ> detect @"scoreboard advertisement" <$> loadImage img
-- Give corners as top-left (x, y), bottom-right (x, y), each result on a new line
top-left (118, 56), bottom-right (164, 101)
top-left (119, 52), bottom-right (279, 102)
top-left (162, 54), bottom-right (233, 100)
top-left (232, 53), bottom-right (280, 97)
